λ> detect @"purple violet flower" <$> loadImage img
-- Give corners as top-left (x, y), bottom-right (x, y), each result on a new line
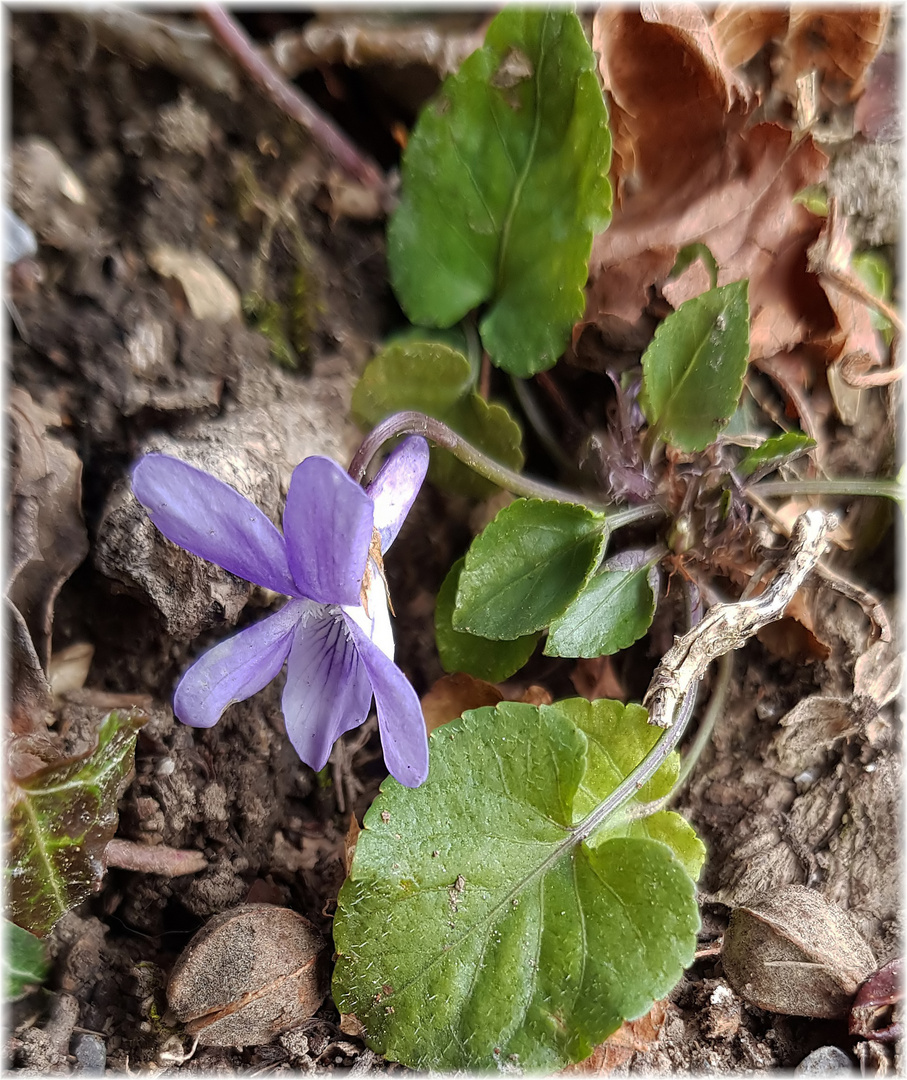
top-left (131, 437), bottom-right (431, 787)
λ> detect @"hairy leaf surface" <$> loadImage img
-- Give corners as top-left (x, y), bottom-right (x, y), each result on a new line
top-left (333, 699), bottom-right (702, 1071)
top-left (454, 500), bottom-right (606, 639)
top-left (389, 9), bottom-right (612, 375)
top-left (7, 709), bottom-right (145, 936)
top-left (640, 281), bottom-right (749, 451)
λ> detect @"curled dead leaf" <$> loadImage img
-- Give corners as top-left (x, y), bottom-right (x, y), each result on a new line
top-left (594, 6), bottom-right (748, 201)
top-left (779, 7), bottom-right (890, 107)
top-left (722, 885), bottom-right (876, 1018)
top-left (8, 388), bottom-right (89, 672)
top-left (711, 6), bottom-right (789, 69)
top-left (167, 905), bottom-right (328, 1046)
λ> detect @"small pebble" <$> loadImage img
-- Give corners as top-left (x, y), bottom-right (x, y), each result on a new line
top-left (72, 1032), bottom-right (106, 1074)
top-left (795, 1045), bottom-right (854, 1073)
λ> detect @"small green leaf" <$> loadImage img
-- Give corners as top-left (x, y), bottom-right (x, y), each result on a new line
top-left (352, 341), bottom-right (523, 498)
top-left (793, 184), bottom-right (829, 216)
top-left (454, 499), bottom-right (607, 638)
top-left (389, 9), bottom-right (612, 376)
top-left (7, 709), bottom-right (145, 937)
top-left (737, 431), bottom-right (817, 479)
top-left (563, 699), bottom-right (706, 882)
top-left (436, 557), bottom-right (539, 681)
top-left (545, 564), bottom-right (656, 658)
top-left (333, 698), bottom-right (701, 1071)
top-left (641, 281), bottom-right (750, 452)
top-left (670, 243), bottom-right (718, 290)
top-left (4, 920), bottom-right (48, 1000)
top-left (851, 251), bottom-right (894, 343)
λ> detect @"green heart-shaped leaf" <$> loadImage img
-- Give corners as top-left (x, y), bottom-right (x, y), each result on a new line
top-left (333, 698), bottom-right (703, 1071)
top-left (389, 9), bottom-right (612, 376)
top-left (545, 565), bottom-right (656, 658)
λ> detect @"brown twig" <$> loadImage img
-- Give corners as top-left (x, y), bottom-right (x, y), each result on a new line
top-left (106, 838), bottom-right (207, 877)
top-left (812, 561), bottom-right (892, 642)
top-left (840, 348), bottom-right (903, 388)
top-left (199, 5), bottom-right (384, 190)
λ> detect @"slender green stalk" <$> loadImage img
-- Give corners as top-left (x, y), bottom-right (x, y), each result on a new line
top-left (622, 650), bottom-right (734, 823)
top-left (350, 411), bottom-right (666, 528)
top-left (748, 477), bottom-right (904, 502)
top-left (509, 375), bottom-right (579, 479)
top-left (572, 683), bottom-right (697, 843)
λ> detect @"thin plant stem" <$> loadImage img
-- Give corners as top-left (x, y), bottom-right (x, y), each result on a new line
top-left (748, 477), bottom-right (903, 502)
top-left (200, 6), bottom-right (384, 189)
top-left (572, 684), bottom-right (698, 843)
top-left (510, 375), bottom-right (580, 479)
top-left (349, 410), bottom-right (665, 527)
top-left (573, 578), bottom-right (700, 842)
top-left (622, 650), bottom-right (734, 823)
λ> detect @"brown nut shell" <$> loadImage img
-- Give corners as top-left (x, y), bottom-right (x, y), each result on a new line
top-left (167, 903), bottom-right (327, 1046)
top-left (721, 885), bottom-right (876, 1019)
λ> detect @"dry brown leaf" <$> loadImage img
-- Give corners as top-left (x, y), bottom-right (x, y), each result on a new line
top-left (594, 7), bottom-right (748, 201)
top-left (420, 672), bottom-right (502, 734)
top-left (570, 656), bottom-right (627, 703)
top-left (756, 589), bottom-right (831, 663)
top-left (344, 813), bottom-right (361, 877)
top-left (711, 6), bottom-right (789, 69)
top-left (562, 999), bottom-right (668, 1072)
top-left (589, 122), bottom-right (829, 357)
top-left (9, 388), bottom-right (90, 671)
top-left (778, 7), bottom-right (890, 106)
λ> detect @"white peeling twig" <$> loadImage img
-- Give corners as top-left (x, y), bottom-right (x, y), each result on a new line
top-left (644, 509), bottom-right (835, 728)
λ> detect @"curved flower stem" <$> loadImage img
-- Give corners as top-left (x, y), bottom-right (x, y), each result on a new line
top-left (748, 477), bottom-right (904, 502)
top-left (350, 411), bottom-right (665, 529)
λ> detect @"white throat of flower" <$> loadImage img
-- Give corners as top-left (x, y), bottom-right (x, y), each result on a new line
top-left (343, 551), bottom-right (395, 662)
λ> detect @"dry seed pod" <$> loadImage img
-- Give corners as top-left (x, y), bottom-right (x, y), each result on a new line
top-left (167, 904), bottom-right (327, 1046)
top-left (721, 885), bottom-right (876, 1018)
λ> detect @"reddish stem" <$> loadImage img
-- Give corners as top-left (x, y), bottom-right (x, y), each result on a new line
top-left (199, 6), bottom-right (384, 190)
top-left (106, 838), bottom-right (207, 878)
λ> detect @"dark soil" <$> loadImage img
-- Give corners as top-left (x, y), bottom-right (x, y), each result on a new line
top-left (6, 10), bottom-right (900, 1076)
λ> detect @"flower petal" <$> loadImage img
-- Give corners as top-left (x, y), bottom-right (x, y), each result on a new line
top-left (284, 457), bottom-right (374, 606)
top-left (366, 436), bottom-right (430, 551)
top-left (344, 613), bottom-right (428, 788)
top-left (343, 573), bottom-right (395, 662)
top-left (282, 608), bottom-right (373, 773)
top-left (173, 601), bottom-right (301, 728)
top-left (132, 454), bottom-right (297, 595)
